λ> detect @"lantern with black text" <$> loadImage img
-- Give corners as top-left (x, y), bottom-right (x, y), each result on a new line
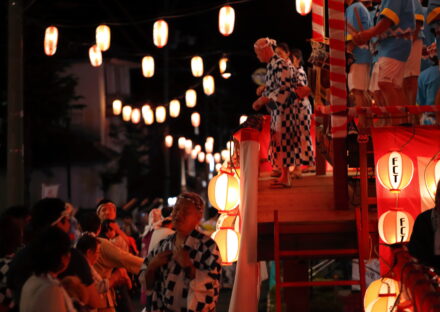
top-left (112, 99), bottom-right (122, 115)
top-left (218, 5), bottom-right (235, 36)
top-left (156, 106), bottom-right (166, 123)
top-left (212, 228), bottom-right (240, 265)
top-left (203, 75), bottom-right (215, 95)
top-left (89, 45), bottom-right (102, 67)
top-left (378, 210), bottom-right (414, 244)
top-left (376, 151), bottom-right (414, 193)
top-left (296, 0), bottom-right (312, 16)
top-left (142, 56), bottom-right (155, 78)
top-left (96, 25), bottom-right (111, 51)
top-left (169, 99), bottom-right (180, 118)
top-left (208, 171), bottom-right (240, 213)
top-left (364, 278), bottom-right (399, 310)
top-left (191, 56), bottom-right (204, 77)
top-left (44, 26), bottom-right (58, 56)
top-left (153, 19), bottom-right (168, 48)
top-left (425, 158), bottom-right (440, 200)
top-left (185, 89), bottom-right (197, 108)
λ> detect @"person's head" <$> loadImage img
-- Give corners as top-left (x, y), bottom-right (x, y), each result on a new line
top-left (96, 199), bottom-right (117, 221)
top-left (76, 234), bottom-right (101, 266)
top-left (254, 38), bottom-right (276, 63)
top-left (360, 0), bottom-right (373, 8)
top-left (172, 192), bottom-right (204, 235)
top-left (30, 198), bottom-right (71, 235)
top-left (291, 48), bottom-right (304, 68)
top-left (30, 227), bottom-right (71, 276)
top-left (100, 219), bottom-right (117, 239)
top-left (148, 208), bottom-right (162, 225)
top-left (0, 215), bottom-right (23, 257)
top-left (78, 212), bottom-right (102, 235)
top-left (275, 42), bottom-right (291, 61)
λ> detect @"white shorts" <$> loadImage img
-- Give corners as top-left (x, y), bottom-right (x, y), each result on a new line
top-left (369, 62), bottom-right (379, 92)
top-left (404, 39), bottom-right (423, 78)
top-left (377, 56), bottom-right (406, 88)
top-left (348, 63), bottom-right (370, 91)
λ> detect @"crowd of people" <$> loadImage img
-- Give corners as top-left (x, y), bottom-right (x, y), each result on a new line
top-left (0, 192), bottom-right (223, 312)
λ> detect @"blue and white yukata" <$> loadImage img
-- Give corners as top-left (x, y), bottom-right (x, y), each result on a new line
top-left (263, 54), bottom-right (301, 169)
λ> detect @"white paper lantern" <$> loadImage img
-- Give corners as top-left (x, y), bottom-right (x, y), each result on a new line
top-left (89, 45), bottom-right (102, 67)
top-left (142, 56), bottom-right (155, 78)
top-left (185, 89), bottom-right (197, 108)
top-left (191, 56), bottom-right (204, 77)
top-left (218, 5), bottom-right (235, 36)
top-left (96, 25), bottom-right (111, 51)
top-left (203, 75), bottom-right (215, 95)
top-left (153, 19), bottom-right (168, 48)
top-left (44, 26), bottom-right (58, 56)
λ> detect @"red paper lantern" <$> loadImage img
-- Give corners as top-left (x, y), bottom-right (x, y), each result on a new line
top-left (376, 151), bottom-right (414, 193)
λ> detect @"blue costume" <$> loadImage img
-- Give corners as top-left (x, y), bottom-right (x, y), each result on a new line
top-left (422, 6), bottom-right (436, 71)
top-left (417, 65), bottom-right (440, 125)
top-left (346, 2), bottom-right (372, 64)
top-left (427, 0), bottom-right (440, 64)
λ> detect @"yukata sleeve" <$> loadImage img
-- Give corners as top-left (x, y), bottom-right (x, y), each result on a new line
top-left (416, 75), bottom-right (426, 106)
top-left (413, 0), bottom-right (425, 23)
top-left (264, 60), bottom-right (295, 109)
top-left (379, 0), bottom-right (400, 26)
top-left (187, 238), bottom-right (222, 312)
top-left (427, 0), bottom-right (440, 24)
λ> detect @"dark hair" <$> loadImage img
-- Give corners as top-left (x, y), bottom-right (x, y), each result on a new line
top-left (99, 219), bottom-right (116, 238)
top-left (176, 192), bottom-right (205, 212)
top-left (78, 212), bottom-right (101, 233)
top-left (276, 42), bottom-right (290, 55)
top-left (162, 207), bottom-right (173, 218)
top-left (76, 234), bottom-right (100, 255)
top-left (291, 48), bottom-right (304, 67)
top-left (0, 215), bottom-right (22, 257)
top-left (30, 227), bottom-right (71, 275)
top-left (96, 199), bottom-right (114, 209)
top-left (29, 198), bottom-right (66, 235)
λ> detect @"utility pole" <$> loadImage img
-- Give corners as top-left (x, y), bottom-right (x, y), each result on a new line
top-left (7, 0), bottom-right (25, 208)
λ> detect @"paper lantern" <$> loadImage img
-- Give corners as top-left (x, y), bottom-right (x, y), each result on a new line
top-left (240, 115), bottom-right (248, 124)
top-left (122, 105), bottom-right (132, 122)
top-left (198, 152), bottom-right (206, 163)
top-left (165, 135), bottom-right (173, 148)
top-left (96, 25), bottom-right (111, 52)
top-left (211, 228), bottom-right (240, 265)
top-left (191, 112), bottom-right (200, 128)
top-left (378, 210), bottom-right (414, 244)
top-left (153, 19), bottom-right (168, 48)
top-left (364, 278), bottom-right (399, 310)
top-left (89, 45), bottom-right (102, 67)
top-left (191, 56), bottom-right (204, 77)
top-left (207, 137), bottom-right (214, 144)
top-left (208, 172), bottom-right (240, 213)
top-left (221, 149), bottom-right (230, 161)
top-left (185, 139), bottom-right (193, 154)
top-left (44, 26), bottom-right (58, 56)
top-left (191, 149), bottom-right (198, 159)
top-left (178, 137), bottom-right (186, 149)
top-left (169, 99), bottom-right (180, 118)
top-left (143, 106), bottom-right (154, 125)
top-left (205, 141), bottom-right (214, 154)
top-left (112, 99), bottom-right (122, 115)
top-left (219, 57), bottom-right (231, 79)
top-left (155, 106), bottom-right (166, 123)
top-left (131, 108), bottom-right (141, 124)
top-left (425, 158), bottom-right (440, 200)
top-left (215, 163), bottom-right (222, 172)
top-left (214, 153), bottom-right (221, 163)
top-left (194, 145), bottom-right (202, 153)
top-left (206, 153), bottom-right (214, 164)
top-left (185, 89), bottom-right (197, 108)
top-left (203, 75), bottom-right (215, 95)
top-left (218, 5), bottom-right (235, 36)
top-left (142, 56), bottom-right (155, 78)
top-left (376, 151), bottom-right (414, 193)
top-left (296, 0), bottom-right (312, 16)
top-left (226, 140), bottom-right (234, 151)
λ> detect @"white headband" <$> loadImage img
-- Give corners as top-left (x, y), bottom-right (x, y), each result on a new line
top-left (254, 37), bottom-right (277, 50)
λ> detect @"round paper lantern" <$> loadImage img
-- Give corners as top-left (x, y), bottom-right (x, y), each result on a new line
top-left (185, 139), bottom-right (193, 154)
top-left (191, 149), bottom-right (198, 159)
top-left (203, 75), bottom-right (215, 95)
top-left (378, 210), bottom-right (414, 244)
top-left (194, 145), bottom-right (202, 153)
top-left (206, 153), bottom-right (214, 164)
top-left (215, 163), bottom-right (222, 172)
top-left (191, 112), bottom-right (200, 128)
top-left (185, 89), bottom-right (197, 108)
top-left (205, 141), bottom-right (214, 154)
top-left (425, 158), bottom-right (440, 200)
top-left (169, 99), bottom-right (180, 118)
top-left (211, 228), bottom-right (240, 265)
top-left (153, 19), bottom-right (168, 48)
top-left (198, 152), bottom-right (206, 163)
top-left (218, 5), bottom-right (235, 36)
top-left (165, 135), bottom-right (173, 148)
top-left (96, 25), bottom-right (111, 52)
top-left (208, 172), bottom-right (240, 213)
top-left (296, 0), bottom-right (312, 16)
top-left (142, 56), bottom-right (155, 78)
top-left (112, 99), bottom-right (122, 115)
top-left (44, 26), bottom-right (58, 56)
top-left (178, 137), bottom-right (186, 150)
top-left (221, 149), bottom-right (230, 162)
top-left (207, 137), bottom-right (214, 144)
top-left (191, 56), bottom-right (204, 77)
top-left (240, 115), bottom-right (248, 124)
top-left (155, 106), bottom-right (166, 123)
top-left (143, 106), bottom-right (154, 125)
top-left (131, 108), bottom-right (141, 124)
top-left (89, 45), bottom-right (102, 67)
top-left (364, 278), bottom-right (399, 310)
top-left (376, 151), bottom-right (414, 193)
top-left (122, 105), bottom-right (132, 122)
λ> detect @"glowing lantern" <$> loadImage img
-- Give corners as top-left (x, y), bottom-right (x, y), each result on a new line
top-left (112, 99), bottom-right (122, 115)
top-left (376, 151), bottom-right (414, 193)
top-left (214, 153), bottom-right (221, 163)
top-left (191, 56), bottom-right (204, 77)
top-left (240, 115), bottom-right (248, 124)
top-left (191, 112), bottom-right (200, 128)
top-left (208, 171), bottom-right (240, 213)
top-left (364, 278), bottom-right (399, 310)
top-left (212, 228), bottom-right (240, 265)
top-left (143, 107), bottom-right (154, 125)
top-left (221, 149), bottom-right (230, 162)
top-left (142, 105), bottom-right (151, 119)
top-left (203, 75), bottom-right (215, 95)
top-left (205, 141), bottom-right (214, 154)
top-left (89, 45), bottom-right (102, 67)
top-left (425, 158), bottom-right (440, 200)
top-left (198, 152), bottom-right (206, 163)
top-left (96, 25), bottom-right (111, 52)
top-left (378, 210), bottom-right (414, 244)
top-left (206, 153), bottom-right (214, 164)
top-left (165, 135), bottom-right (173, 148)
top-left (153, 19), bottom-right (168, 48)
top-left (178, 137), bottom-right (186, 149)
top-left (44, 26), bottom-right (58, 56)
top-left (218, 5), bottom-right (235, 36)
top-left (185, 139), bottom-right (193, 154)
top-left (219, 57), bottom-right (231, 79)
top-left (142, 56), bottom-right (155, 78)
top-left (169, 99), bottom-right (180, 118)
top-left (185, 89), bottom-right (197, 108)
top-left (296, 0), bottom-right (312, 16)
top-left (215, 163), bottom-right (222, 172)
top-left (227, 140), bottom-right (234, 151)
top-left (122, 105), bottom-right (132, 122)
top-left (207, 137), bottom-right (214, 144)
top-left (131, 108), bottom-right (141, 124)
top-left (194, 145), bottom-right (202, 153)
top-left (191, 149), bottom-right (198, 159)
top-left (155, 106), bottom-right (166, 123)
